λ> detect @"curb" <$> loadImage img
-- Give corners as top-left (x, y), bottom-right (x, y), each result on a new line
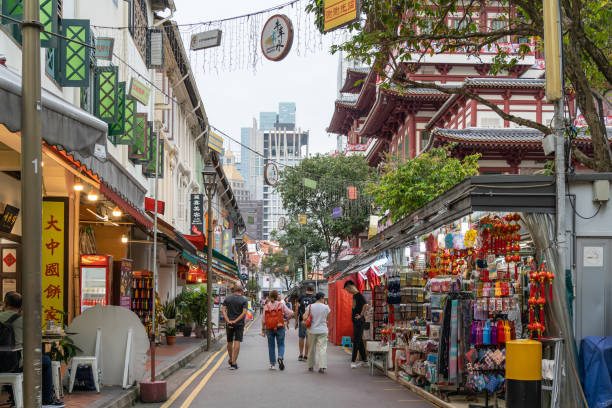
top-left (100, 334), bottom-right (225, 408)
top-left (387, 371), bottom-right (455, 408)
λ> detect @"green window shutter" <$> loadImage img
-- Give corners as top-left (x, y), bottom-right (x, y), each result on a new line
top-left (143, 133), bottom-right (164, 179)
top-left (2, 0), bottom-right (58, 47)
top-left (58, 19), bottom-right (91, 87)
top-left (107, 82), bottom-right (126, 143)
top-left (94, 66), bottom-right (119, 123)
top-left (115, 98), bottom-right (135, 145)
top-left (129, 113), bottom-right (148, 162)
top-left (45, 47), bottom-right (56, 78)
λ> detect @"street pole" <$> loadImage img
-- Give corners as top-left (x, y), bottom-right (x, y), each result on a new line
top-left (554, 97), bottom-right (567, 273)
top-left (22, 0), bottom-right (43, 405)
top-left (151, 130), bottom-right (160, 381)
top-left (206, 188), bottom-right (214, 351)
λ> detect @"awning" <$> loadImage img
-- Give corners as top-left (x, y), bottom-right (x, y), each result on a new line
top-left (0, 65), bottom-right (107, 159)
top-left (180, 247), bottom-right (239, 281)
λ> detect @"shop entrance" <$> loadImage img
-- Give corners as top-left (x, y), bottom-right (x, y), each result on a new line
top-left (0, 244), bottom-right (20, 299)
top-left (576, 238), bottom-right (612, 339)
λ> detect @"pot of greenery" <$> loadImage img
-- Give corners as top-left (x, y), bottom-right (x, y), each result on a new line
top-left (44, 336), bottom-right (82, 377)
top-left (175, 290), bottom-right (193, 337)
top-left (165, 327), bottom-right (177, 346)
top-left (188, 290), bottom-right (208, 338)
top-left (162, 299), bottom-right (177, 329)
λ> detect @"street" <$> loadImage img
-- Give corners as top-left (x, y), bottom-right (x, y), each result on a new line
top-left (137, 317), bottom-right (433, 408)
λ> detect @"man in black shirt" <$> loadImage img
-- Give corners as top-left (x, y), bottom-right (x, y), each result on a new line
top-left (344, 280), bottom-right (369, 368)
top-left (222, 286), bottom-right (248, 370)
top-left (295, 286), bottom-right (315, 361)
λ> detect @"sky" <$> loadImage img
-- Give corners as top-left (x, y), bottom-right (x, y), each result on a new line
top-left (172, 0), bottom-right (341, 158)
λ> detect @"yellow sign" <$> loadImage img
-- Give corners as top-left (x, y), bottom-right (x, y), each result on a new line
top-left (42, 200), bottom-right (66, 327)
top-left (368, 215), bottom-right (379, 239)
top-left (298, 215), bottom-right (307, 225)
top-left (208, 131), bottom-right (224, 155)
top-left (324, 0), bottom-right (359, 32)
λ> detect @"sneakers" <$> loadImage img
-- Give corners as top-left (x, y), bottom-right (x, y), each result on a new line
top-left (278, 358), bottom-right (285, 371)
top-left (269, 364), bottom-right (277, 370)
top-left (308, 367), bottom-right (314, 372)
top-left (298, 355), bottom-right (304, 361)
top-left (358, 361), bottom-right (369, 367)
top-left (42, 399), bottom-right (65, 408)
top-left (228, 364), bottom-right (238, 370)
top-left (351, 362), bottom-right (358, 369)
top-left (319, 368), bottom-right (326, 374)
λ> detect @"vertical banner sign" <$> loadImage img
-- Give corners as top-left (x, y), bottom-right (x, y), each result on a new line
top-left (214, 226), bottom-right (223, 251)
top-left (348, 186), bottom-right (357, 200)
top-left (298, 214), bottom-right (307, 225)
top-left (368, 215), bottom-right (380, 239)
top-left (190, 194), bottom-right (204, 236)
top-left (222, 230), bottom-right (232, 258)
top-left (332, 207), bottom-right (343, 219)
top-left (119, 259), bottom-right (133, 309)
top-left (42, 199), bottom-right (67, 327)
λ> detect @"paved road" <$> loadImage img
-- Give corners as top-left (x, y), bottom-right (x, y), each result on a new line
top-left (140, 316), bottom-right (433, 408)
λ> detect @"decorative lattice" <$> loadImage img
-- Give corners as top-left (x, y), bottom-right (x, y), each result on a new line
top-left (115, 98), bottom-right (135, 145)
top-left (129, 113), bottom-right (148, 162)
top-left (59, 19), bottom-right (91, 87)
top-left (143, 133), bottom-right (164, 179)
top-left (130, 0), bottom-right (148, 62)
top-left (107, 82), bottom-right (126, 142)
top-left (94, 66), bottom-right (119, 123)
top-left (39, 0), bottom-right (57, 47)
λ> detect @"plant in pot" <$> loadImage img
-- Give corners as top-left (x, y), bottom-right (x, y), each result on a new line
top-left (176, 290), bottom-right (193, 337)
top-left (188, 290), bottom-right (208, 339)
top-left (45, 336), bottom-right (82, 378)
top-left (162, 299), bottom-right (177, 329)
top-left (164, 327), bottom-right (177, 346)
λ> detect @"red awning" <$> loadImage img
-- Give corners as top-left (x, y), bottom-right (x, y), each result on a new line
top-left (185, 234), bottom-right (205, 251)
top-left (100, 183), bottom-right (152, 230)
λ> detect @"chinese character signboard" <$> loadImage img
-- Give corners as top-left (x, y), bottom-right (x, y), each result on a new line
top-left (42, 199), bottom-right (67, 327)
top-left (0, 204), bottom-right (19, 233)
top-left (128, 77), bottom-right (151, 105)
top-left (260, 14), bottom-right (294, 61)
top-left (222, 229), bottom-right (232, 258)
top-left (190, 194), bottom-right (204, 236)
top-left (214, 225), bottom-right (223, 251)
top-left (95, 37), bottom-right (114, 60)
top-left (119, 259), bottom-right (133, 309)
top-left (324, 0), bottom-right (359, 32)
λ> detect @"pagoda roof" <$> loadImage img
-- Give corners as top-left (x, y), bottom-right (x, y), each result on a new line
top-left (327, 70), bottom-right (378, 135)
top-left (357, 86), bottom-right (451, 138)
top-left (340, 68), bottom-right (370, 94)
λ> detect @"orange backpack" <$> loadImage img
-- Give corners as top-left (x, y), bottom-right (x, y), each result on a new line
top-left (264, 302), bottom-right (285, 331)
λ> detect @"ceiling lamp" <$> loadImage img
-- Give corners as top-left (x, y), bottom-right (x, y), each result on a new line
top-left (121, 234), bottom-right (128, 244)
top-left (87, 188), bottom-right (99, 201)
top-left (73, 181), bottom-right (84, 191)
top-left (112, 206), bottom-right (122, 217)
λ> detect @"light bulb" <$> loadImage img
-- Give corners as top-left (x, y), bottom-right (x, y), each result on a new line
top-left (73, 182), bottom-right (84, 191)
top-left (121, 235), bottom-right (128, 244)
top-left (112, 207), bottom-right (122, 217)
top-left (87, 191), bottom-right (98, 201)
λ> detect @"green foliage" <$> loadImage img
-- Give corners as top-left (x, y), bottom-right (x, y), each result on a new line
top-left (276, 154), bottom-right (377, 262)
top-left (45, 336), bottom-right (82, 365)
top-left (247, 279), bottom-right (261, 294)
top-left (162, 299), bottom-right (177, 319)
top-left (369, 148), bottom-right (480, 222)
top-left (164, 327), bottom-right (177, 336)
top-left (185, 290), bottom-right (208, 327)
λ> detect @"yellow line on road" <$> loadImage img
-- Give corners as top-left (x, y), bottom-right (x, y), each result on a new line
top-left (179, 352), bottom-right (226, 408)
top-left (160, 347), bottom-right (225, 408)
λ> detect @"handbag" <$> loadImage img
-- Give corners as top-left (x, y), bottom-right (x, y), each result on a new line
top-left (305, 305), bottom-right (312, 327)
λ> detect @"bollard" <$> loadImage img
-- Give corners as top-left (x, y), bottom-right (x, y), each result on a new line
top-left (506, 339), bottom-right (542, 408)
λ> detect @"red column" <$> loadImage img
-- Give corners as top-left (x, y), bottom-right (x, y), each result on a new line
top-left (408, 113), bottom-right (417, 158)
top-left (471, 100), bottom-right (477, 127)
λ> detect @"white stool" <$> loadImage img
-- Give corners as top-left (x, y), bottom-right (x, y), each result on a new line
top-left (51, 361), bottom-right (63, 399)
top-left (69, 328), bottom-right (101, 393)
top-left (0, 373), bottom-right (23, 408)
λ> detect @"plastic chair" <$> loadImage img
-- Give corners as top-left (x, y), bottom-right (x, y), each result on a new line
top-left (0, 373), bottom-right (23, 408)
top-left (69, 328), bottom-right (101, 393)
top-left (51, 361), bottom-right (63, 399)
top-left (341, 336), bottom-right (352, 348)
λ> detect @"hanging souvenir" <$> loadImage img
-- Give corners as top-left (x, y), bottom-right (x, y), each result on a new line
top-left (464, 228), bottom-right (478, 248)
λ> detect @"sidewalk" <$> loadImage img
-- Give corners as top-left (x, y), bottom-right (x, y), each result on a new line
top-left (64, 330), bottom-right (223, 408)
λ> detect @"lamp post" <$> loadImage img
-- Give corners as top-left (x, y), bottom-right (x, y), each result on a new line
top-left (202, 162), bottom-right (217, 351)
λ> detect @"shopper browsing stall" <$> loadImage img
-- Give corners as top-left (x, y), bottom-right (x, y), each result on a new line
top-left (344, 280), bottom-right (369, 368)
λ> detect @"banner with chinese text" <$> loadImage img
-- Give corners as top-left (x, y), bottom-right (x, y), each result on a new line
top-left (42, 199), bottom-right (67, 326)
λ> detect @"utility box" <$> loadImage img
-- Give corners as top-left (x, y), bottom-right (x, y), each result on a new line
top-left (592, 180), bottom-right (610, 202)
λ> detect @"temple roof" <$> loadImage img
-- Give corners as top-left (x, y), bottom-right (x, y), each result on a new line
top-left (340, 68), bottom-right (370, 94)
top-left (464, 78), bottom-right (546, 88)
top-left (327, 70), bottom-right (378, 135)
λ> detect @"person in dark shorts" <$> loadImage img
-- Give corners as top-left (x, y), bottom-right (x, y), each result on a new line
top-left (344, 280), bottom-right (369, 368)
top-left (222, 286), bottom-right (248, 370)
top-left (295, 286), bottom-right (316, 361)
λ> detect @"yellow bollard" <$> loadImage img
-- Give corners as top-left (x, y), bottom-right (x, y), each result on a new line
top-left (506, 339), bottom-right (542, 408)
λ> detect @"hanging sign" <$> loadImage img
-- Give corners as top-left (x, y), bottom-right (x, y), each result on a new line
top-left (278, 216), bottom-right (286, 230)
top-left (368, 215), bottom-right (379, 239)
top-left (208, 131), bottom-right (224, 155)
top-left (42, 199), bottom-right (67, 327)
top-left (190, 194), bottom-right (204, 236)
top-left (298, 214), bottom-right (307, 225)
top-left (347, 186), bottom-right (357, 200)
top-left (324, 0), bottom-right (360, 32)
top-left (145, 197), bottom-right (165, 214)
top-left (129, 78), bottom-right (151, 105)
top-left (222, 229), bottom-right (232, 258)
top-left (303, 178), bottom-right (317, 189)
top-left (332, 207), bottom-right (342, 219)
top-left (191, 29), bottom-right (222, 50)
top-left (95, 37), bottom-right (115, 60)
top-left (264, 162), bottom-right (279, 186)
top-left (260, 14), bottom-right (294, 61)
top-left (214, 225), bottom-right (223, 251)
top-left (0, 204), bottom-right (19, 233)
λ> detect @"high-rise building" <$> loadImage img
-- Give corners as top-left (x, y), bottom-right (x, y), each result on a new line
top-left (259, 112), bottom-right (277, 131)
top-left (262, 126), bottom-right (309, 240)
top-left (278, 102), bottom-right (296, 126)
top-left (239, 200), bottom-right (264, 240)
top-left (240, 127), bottom-right (251, 193)
top-left (222, 150), bottom-right (250, 203)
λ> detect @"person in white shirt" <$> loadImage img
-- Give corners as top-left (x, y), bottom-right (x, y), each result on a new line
top-left (302, 292), bottom-right (331, 373)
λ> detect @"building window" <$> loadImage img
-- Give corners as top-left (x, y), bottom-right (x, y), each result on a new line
top-left (129, 0), bottom-right (148, 62)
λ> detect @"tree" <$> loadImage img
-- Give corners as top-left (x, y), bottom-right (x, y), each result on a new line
top-left (271, 220), bottom-right (327, 271)
top-left (369, 148), bottom-right (481, 222)
top-left (276, 154), bottom-right (377, 263)
top-left (307, 0), bottom-right (612, 171)
top-left (261, 250), bottom-right (310, 290)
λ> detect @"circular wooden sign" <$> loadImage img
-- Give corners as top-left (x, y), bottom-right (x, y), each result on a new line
top-left (264, 162), bottom-right (280, 186)
top-left (261, 14), bottom-right (294, 62)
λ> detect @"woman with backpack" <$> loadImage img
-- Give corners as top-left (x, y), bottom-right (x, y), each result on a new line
top-left (261, 290), bottom-right (293, 370)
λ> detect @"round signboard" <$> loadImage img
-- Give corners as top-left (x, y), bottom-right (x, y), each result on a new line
top-left (264, 162), bottom-right (279, 186)
top-left (278, 216), bottom-right (286, 230)
top-left (261, 14), bottom-right (294, 62)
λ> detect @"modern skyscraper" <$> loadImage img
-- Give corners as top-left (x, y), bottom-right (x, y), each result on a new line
top-left (259, 112), bottom-right (277, 131)
top-left (278, 102), bottom-right (296, 126)
top-left (240, 127), bottom-right (251, 193)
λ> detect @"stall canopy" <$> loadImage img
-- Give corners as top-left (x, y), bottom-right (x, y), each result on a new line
top-left (0, 65), bottom-right (107, 159)
top-left (180, 247), bottom-right (239, 282)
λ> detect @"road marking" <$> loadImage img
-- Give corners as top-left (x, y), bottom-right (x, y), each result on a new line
top-left (179, 351), bottom-right (226, 408)
top-left (161, 320), bottom-right (254, 408)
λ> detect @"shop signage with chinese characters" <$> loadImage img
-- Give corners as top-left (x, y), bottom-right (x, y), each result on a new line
top-left (214, 225), bottom-right (223, 251)
top-left (260, 14), bottom-right (294, 61)
top-left (129, 77), bottom-right (151, 105)
top-left (95, 37), bottom-right (114, 60)
top-left (222, 229), bottom-right (232, 258)
top-left (190, 194), bottom-right (204, 236)
top-left (0, 204), bottom-right (19, 233)
top-left (42, 199), bottom-right (68, 326)
top-left (324, 0), bottom-right (359, 32)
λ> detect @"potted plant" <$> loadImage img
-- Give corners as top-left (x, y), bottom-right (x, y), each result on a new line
top-left (175, 291), bottom-right (193, 337)
top-left (188, 290), bottom-right (208, 338)
top-left (45, 336), bottom-right (82, 378)
top-left (164, 327), bottom-right (177, 346)
top-left (162, 299), bottom-right (177, 329)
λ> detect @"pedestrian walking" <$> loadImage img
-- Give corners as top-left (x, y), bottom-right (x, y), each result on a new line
top-left (344, 280), bottom-right (369, 368)
top-left (302, 292), bottom-right (330, 373)
top-left (295, 286), bottom-right (316, 361)
top-left (284, 297), bottom-right (293, 329)
top-left (261, 290), bottom-right (293, 370)
top-left (222, 286), bottom-right (248, 370)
